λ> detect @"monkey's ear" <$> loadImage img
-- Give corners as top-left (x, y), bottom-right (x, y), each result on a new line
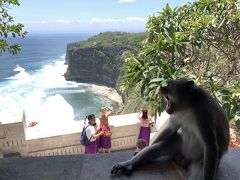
top-left (185, 80), bottom-right (194, 90)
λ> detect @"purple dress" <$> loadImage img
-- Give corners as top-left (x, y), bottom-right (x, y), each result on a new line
top-left (138, 126), bottom-right (150, 145)
top-left (98, 127), bottom-right (111, 149)
top-left (85, 140), bottom-right (98, 154)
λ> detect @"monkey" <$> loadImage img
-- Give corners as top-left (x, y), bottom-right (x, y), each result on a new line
top-left (111, 79), bottom-right (230, 180)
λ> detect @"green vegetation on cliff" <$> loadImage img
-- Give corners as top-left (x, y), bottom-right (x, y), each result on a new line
top-left (68, 32), bottom-right (146, 49)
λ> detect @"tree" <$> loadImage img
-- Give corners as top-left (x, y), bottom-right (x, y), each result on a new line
top-left (122, 0), bottom-right (240, 126)
top-left (0, 0), bottom-right (27, 55)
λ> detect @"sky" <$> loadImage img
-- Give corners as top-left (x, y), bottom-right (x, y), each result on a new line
top-left (10, 0), bottom-right (194, 34)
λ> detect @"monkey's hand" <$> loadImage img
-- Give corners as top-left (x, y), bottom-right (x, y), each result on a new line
top-left (111, 161), bottom-right (133, 176)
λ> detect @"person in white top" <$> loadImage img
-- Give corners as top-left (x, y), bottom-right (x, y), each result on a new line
top-left (84, 114), bottom-right (103, 154)
top-left (137, 109), bottom-right (152, 145)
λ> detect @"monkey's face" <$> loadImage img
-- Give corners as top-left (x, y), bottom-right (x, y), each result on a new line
top-left (159, 79), bottom-right (194, 114)
top-left (159, 82), bottom-right (176, 114)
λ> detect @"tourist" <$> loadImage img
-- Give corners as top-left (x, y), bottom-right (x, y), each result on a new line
top-left (84, 114), bottom-right (103, 154)
top-left (133, 138), bottom-right (147, 156)
top-left (98, 107), bottom-right (112, 153)
top-left (137, 109), bottom-right (152, 145)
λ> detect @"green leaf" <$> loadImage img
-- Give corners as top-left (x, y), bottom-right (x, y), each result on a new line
top-left (155, 86), bottom-right (161, 95)
top-left (149, 78), bottom-right (164, 83)
top-left (0, 0), bottom-right (27, 55)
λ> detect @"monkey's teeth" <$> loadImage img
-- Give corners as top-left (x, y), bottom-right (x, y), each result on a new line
top-left (164, 96), bottom-right (169, 101)
top-left (167, 101), bottom-right (170, 109)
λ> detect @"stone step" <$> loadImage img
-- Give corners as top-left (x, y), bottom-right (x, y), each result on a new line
top-left (0, 148), bottom-right (239, 180)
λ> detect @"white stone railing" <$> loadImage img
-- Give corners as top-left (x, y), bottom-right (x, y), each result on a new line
top-left (0, 111), bottom-right (169, 157)
top-left (26, 113), bottom-right (140, 156)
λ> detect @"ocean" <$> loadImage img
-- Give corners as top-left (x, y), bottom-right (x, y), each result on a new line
top-left (0, 33), bottom-right (115, 123)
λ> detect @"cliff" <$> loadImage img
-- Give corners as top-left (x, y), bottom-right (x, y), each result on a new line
top-left (65, 46), bottom-right (130, 87)
top-left (64, 32), bottom-right (145, 88)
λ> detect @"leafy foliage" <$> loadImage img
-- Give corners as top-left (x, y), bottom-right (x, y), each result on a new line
top-left (121, 0), bottom-right (240, 126)
top-left (0, 0), bottom-right (27, 55)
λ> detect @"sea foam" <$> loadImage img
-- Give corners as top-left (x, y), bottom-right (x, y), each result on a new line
top-left (6, 65), bottom-right (31, 81)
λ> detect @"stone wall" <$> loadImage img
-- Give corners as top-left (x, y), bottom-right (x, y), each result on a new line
top-left (0, 112), bottom-right (169, 157)
top-left (26, 113), bottom-right (139, 156)
top-left (0, 113), bottom-right (140, 157)
top-left (0, 111), bottom-right (26, 156)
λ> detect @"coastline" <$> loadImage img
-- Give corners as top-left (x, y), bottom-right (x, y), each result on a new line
top-left (81, 83), bottom-right (124, 114)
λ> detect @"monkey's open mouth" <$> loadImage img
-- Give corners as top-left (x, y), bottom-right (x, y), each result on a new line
top-left (160, 92), bottom-right (175, 114)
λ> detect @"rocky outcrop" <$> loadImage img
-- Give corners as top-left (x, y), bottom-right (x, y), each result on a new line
top-left (64, 32), bottom-right (147, 114)
top-left (64, 32), bottom-right (146, 90)
top-left (64, 45), bottom-right (131, 88)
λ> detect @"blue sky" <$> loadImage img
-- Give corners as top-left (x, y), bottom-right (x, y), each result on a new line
top-left (10, 0), bottom-right (193, 34)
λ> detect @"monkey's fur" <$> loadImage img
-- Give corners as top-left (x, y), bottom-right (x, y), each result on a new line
top-left (111, 79), bottom-right (230, 180)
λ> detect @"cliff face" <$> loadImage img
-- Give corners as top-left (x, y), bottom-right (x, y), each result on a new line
top-left (64, 46), bottom-right (130, 88)
top-left (64, 32), bottom-right (146, 88)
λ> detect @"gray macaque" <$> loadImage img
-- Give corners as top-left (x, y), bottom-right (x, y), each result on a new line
top-left (111, 79), bottom-right (230, 180)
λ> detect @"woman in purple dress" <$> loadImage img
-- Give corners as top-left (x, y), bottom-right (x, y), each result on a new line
top-left (84, 114), bottom-right (103, 154)
top-left (98, 107), bottom-right (113, 153)
top-left (137, 109), bottom-right (152, 145)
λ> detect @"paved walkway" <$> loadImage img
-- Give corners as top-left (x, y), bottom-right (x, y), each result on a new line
top-left (0, 148), bottom-right (239, 180)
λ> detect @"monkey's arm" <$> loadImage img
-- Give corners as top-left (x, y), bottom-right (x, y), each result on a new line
top-left (152, 119), bottom-right (180, 144)
top-left (201, 126), bottom-right (218, 180)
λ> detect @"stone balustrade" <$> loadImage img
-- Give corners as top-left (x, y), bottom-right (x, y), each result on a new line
top-left (0, 110), bottom-right (169, 157)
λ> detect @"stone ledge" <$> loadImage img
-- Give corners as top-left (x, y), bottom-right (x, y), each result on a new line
top-left (0, 148), bottom-right (239, 180)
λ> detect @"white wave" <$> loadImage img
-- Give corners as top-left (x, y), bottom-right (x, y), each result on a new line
top-left (0, 57), bottom-right (114, 124)
top-left (62, 81), bottom-right (79, 88)
top-left (25, 94), bottom-right (74, 125)
top-left (0, 59), bottom-right (78, 110)
top-left (60, 54), bottom-right (66, 59)
top-left (50, 89), bottom-right (86, 94)
top-left (6, 65), bottom-right (31, 81)
top-left (14, 65), bottom-right (25, 72)
top-left (31, 60), bottom-right (68, 89)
